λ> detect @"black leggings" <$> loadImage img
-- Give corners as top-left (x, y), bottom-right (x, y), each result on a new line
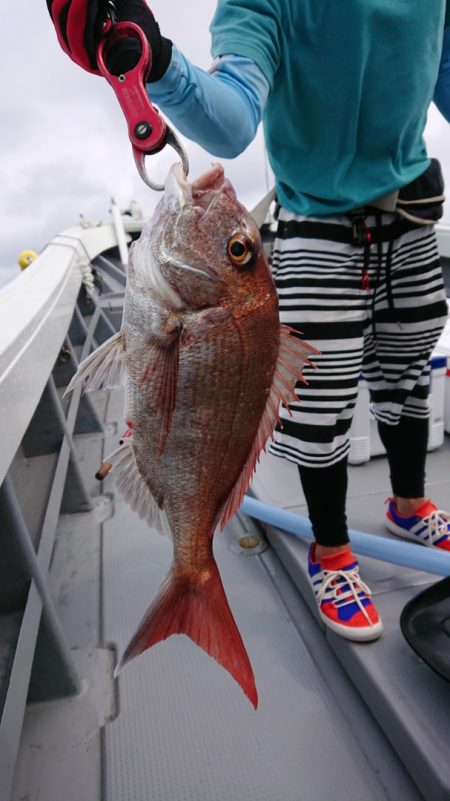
top-left (298, 416), bottom-right (429, 547)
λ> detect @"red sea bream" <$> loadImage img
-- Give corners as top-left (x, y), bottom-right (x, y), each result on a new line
top-left (67, 163), bottom-right (315, 708)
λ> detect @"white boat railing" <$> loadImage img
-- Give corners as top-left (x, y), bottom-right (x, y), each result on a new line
top-left (0, 223), bottom-right (126, 488)
top-left (0, 219), bottom-right (134, 801)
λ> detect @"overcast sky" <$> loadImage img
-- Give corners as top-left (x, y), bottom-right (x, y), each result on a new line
top-left (1, 2), bottom-right (450, 288)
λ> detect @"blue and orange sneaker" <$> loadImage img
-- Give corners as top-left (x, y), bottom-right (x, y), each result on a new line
top-left (307, 544), bottom-right (383, 642)
top-left (386, 498), bottom-right (450, 550)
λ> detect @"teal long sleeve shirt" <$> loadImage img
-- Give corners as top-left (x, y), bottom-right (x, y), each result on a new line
top-left (150, 2), bottom-right (450, 217)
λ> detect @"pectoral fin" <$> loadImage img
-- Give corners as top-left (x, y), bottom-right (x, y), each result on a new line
top-left (65, 331), bottom-right (126, 395)
top-left (141, 327), bottom-right (181, 456)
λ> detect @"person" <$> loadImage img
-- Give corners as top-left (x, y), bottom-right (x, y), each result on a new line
top-left (47, 0), bottom-right (450, 642)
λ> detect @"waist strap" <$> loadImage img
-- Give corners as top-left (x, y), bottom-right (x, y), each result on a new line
top-left (277, 215), bottom-right (420, 246)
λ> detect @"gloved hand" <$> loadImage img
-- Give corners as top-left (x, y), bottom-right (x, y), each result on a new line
top-left (46, 0), bottom-right (172, 81)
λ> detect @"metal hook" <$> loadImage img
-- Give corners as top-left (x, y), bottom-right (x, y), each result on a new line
top-left (97, 20), bottom-right (190, 192)
top-left (133, 127), bottom-right (190, 191)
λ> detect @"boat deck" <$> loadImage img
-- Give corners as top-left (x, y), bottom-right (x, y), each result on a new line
top-left (11, 400), bottom-right (450, 800)
top-left (5, 247), bottom-right (450, 801)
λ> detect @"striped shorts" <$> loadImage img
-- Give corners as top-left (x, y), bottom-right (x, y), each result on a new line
top-left (269, 209), bottom-right (448, 469)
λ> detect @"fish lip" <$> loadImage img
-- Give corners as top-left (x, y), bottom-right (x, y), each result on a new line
top-left (191, 164), bottom-right (237, 210)
top-left (165, 162), bottom-right (237, 214)
top-left (164, 163), bottom-right (192, 211)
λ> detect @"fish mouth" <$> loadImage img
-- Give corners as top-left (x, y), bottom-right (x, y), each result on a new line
top-left (164, 162), bottom-right (237, 214)
top-left (162, 163), bottom-right (237, 282)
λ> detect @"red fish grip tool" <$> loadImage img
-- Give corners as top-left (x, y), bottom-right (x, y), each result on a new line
top-left (97, 20), bottom-right (189, 190)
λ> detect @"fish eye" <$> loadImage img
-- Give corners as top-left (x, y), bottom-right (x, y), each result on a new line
top-left (226, 234), bottom-right (254, 268)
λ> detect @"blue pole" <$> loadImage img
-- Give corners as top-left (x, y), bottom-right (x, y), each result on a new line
top-left (240, 496), bottom-right (450, 577)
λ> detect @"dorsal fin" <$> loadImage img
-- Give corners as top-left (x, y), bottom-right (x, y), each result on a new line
top-left (218, 325), bottom-right (318, 529)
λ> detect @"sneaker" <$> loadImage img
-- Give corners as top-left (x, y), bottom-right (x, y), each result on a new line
top-left (386, 498), bottom-right (450, 551)
top-left (307, 544), bottom-right (383, 642)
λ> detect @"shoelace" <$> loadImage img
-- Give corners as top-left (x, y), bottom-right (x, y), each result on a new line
top-left (419, 509), bottom-right (450, 546)
top-left (316, 567), bottom-right (374, 625)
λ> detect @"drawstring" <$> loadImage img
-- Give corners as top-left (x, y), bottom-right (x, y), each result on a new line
top-left (384, 236), bottom-right (395, 313)
top-left (371, 214), bottom-right (383, 342)
top-left (350, 215), bottom-right (372, 289)
top-left (349, 212), bottom-right (396, 293)
top-left (362, 237), bottom-right (371, 291)
top-left (349, 210), bottom-right (396, 342)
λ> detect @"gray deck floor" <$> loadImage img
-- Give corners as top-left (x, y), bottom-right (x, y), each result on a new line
top-left (11, 381), bottom-right (450, 801)
top-left (252, 441), bottom-right (450, 801)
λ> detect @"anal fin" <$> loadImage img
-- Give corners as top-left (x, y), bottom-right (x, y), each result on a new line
top-left (110, 439), bottom-right (171, 537)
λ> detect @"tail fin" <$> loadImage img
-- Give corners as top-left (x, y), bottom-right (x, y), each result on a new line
top-left (116, 561), bottom-right (258, 709)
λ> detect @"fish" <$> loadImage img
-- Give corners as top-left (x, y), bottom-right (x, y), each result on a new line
top-left (66, 163), bottom-right (316, 708)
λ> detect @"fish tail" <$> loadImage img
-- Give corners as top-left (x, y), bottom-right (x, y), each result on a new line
top-left (116, 561), bottom-right (258, 709)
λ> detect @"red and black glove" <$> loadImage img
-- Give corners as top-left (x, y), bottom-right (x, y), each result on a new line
top-left (46, 0), bottom-right (172, 81)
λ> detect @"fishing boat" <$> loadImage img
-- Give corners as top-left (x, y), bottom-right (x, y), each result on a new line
top-left (1, 199), bottom-right (449, 801)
